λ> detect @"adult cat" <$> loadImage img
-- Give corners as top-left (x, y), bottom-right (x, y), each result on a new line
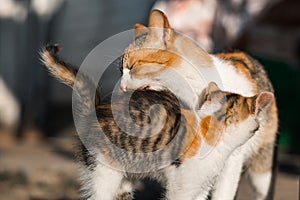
top-left (119, 10), bottom-right (278, 200)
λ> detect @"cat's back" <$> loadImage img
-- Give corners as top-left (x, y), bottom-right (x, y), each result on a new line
top-left (96, 89), bottom-right (181, 124)
top-left (94, 89), bottom-right (183, 152)
top-left (216, 52), bottom-right (274, 93)
top-left (88, 89), bottom-right (195, 172)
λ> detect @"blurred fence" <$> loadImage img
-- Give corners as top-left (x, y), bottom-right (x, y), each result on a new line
top-left (0, 0), bottom-right (156, 136)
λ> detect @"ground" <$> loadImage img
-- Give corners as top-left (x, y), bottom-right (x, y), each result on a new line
top-left (0, 128), bottom-right (298, 200)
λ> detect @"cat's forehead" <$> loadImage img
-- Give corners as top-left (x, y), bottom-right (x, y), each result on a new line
top-left (201, 92), bottom-right (252, 124)
top-left (208, 91), bottom-right (243, 105)
top-left (125, 32), bottom-right (149, 53)
top-left (124, 30), bottom-right (169, 56)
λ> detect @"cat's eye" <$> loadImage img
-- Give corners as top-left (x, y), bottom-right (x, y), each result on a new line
top-left (129, 60), bottom-right (138, 70)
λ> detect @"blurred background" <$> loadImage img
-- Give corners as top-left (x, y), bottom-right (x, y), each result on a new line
top-left (0, 0), bottom-right (299, 199)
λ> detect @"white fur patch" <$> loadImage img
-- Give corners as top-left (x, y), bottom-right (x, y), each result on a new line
top-left (118, 180), bottom-right (133, 194)
top-left (248, 171), bottom-right (272, 200)
top-left (91, 163), bottom-right (123, 200)
top-left (120, 68), bottom-right (130, 91)
top-left (212, 154), bottom-right (244, 200)
top-left (212, 56), bottom-right (255, 97)
top-left (199, 102), bottom-right (222, 117)
top-left (225, 116), bottom-right (257, 147)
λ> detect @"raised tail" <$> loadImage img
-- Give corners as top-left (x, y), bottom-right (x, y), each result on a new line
top-left (40, 44), bottom-right (100, 112)
top-left (41, 44), bottom-right (78, 87)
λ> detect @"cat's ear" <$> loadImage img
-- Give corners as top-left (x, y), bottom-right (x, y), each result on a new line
top-left (206, 82), bottom-right (220, 93)
top-left (204, 82), bottom-right (221, 101)
top-left (134, 23), bottom-right (148, 39)
top-left (148, 9), bottom-right (172, 42)
top-left (149, 9), bottom-right (171, 29)
top-left (250, 92), bottom-right (274, 115)
top-left (198, 82), bottom-right (224, 110)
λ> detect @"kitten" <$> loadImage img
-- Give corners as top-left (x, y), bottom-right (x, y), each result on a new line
top-left (120, 10), bottom-right (278, 200)
top-left (41, 45), bottom-right (274, 200)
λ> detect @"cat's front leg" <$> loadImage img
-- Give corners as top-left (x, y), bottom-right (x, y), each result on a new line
top-left (211, 152), bottom-right (244, 200)
top-left (87, 162), bottom-right (124, 200)
top-left (164, 159), bottom-right (211, 200)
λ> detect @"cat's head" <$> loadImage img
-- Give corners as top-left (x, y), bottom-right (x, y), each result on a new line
top-left (199, 82), bottom-right (274, 144)
top-left (120, 10), bottom-right (213, 93)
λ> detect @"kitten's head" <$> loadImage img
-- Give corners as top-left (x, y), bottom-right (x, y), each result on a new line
top-left (199, 82), bottom-right (274, 144)
top-left (120, 10), bottom-right (212, 92)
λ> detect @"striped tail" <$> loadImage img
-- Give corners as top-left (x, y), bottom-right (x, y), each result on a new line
top-left (41, 44), bottom-right (78, 87)
top-left (40, 44), bottom-right (100, 112)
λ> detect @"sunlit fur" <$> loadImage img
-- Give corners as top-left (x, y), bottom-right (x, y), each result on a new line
top-left (120, 10), bottom-right (278, 200)
top-left (41, 45), bottom-right (274, 200)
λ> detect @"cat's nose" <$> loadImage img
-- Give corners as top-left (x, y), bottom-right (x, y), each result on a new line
top-left (120, 84), bottom-right (127, 92)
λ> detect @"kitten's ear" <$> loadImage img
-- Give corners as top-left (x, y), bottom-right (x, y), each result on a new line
top-left (250, 92), bottom-right (274, 115)
top-left (148, 9), bottom-right (172, 42)
top-left (206, 82), bottom-right (220, 93)
top-left (134, 23), bottom-right (148, 39)
top-left (204, 82), bottom-right (221, 101)
top-left (199, 82), bottom-right (224, 110)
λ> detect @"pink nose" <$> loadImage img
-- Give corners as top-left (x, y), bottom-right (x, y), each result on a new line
top-left (120, 85), bottom-right (127, 92)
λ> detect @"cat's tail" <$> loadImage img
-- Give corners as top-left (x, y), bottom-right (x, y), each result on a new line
top-left (40, 44), bottom-right (100, 112)
top-left (40, 44), bottom-right (78, 87)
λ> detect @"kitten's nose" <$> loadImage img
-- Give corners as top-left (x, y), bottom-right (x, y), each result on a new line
top-left (120, 85), bottom-right (127, 92)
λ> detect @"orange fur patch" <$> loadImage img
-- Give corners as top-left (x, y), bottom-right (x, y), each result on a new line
top-left (127, 49), bottom-right (181, 78)
top-left (200, 115), bottom-right (211, 138)
top-left (180, 110), bottom-right (202, 159)
top-left (134, 23), bottom-right (148, 39)
top-left (42, 51), bottom-right (75, 85)
top-left (200, 115), bottom-right (221, 146)
top-left (129, 49), bottom-right (180, 67)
